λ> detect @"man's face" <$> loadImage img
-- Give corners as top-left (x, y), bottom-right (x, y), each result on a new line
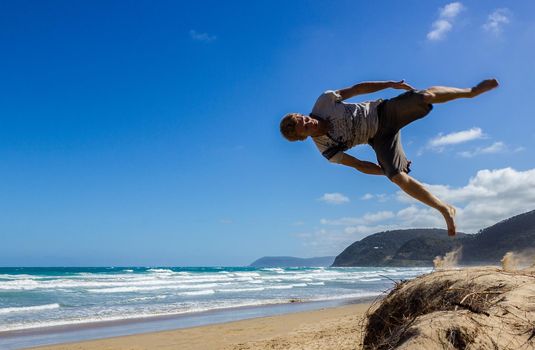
top-left (293, 114), bottom-right (317, 140)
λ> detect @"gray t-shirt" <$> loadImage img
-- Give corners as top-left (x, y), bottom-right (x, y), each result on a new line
top-left (311, 90), bottom-right (382, 163)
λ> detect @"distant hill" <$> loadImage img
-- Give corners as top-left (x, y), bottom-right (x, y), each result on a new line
top-left (332, 209), bottom-right (535, 267)
top-left (249, 256), bottom-right (335, 267)
top-left (461, 209), bottom-right (535, 265)
top-left (332, 229), bottom-right (465, 267)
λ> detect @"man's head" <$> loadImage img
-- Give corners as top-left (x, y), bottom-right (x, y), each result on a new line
top-left (280, 113), bottom-right (317, 141)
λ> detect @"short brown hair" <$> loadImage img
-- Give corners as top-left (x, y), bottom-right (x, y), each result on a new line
top-left (280, 113), bottom-right (305, 141)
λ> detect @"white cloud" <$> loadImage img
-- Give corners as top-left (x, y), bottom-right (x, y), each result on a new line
top-left (189, 30), bottom-right (217, 43)
top-left (300, 167), bottom-right (535, 254)
top-left (397, 167), bottom-right (535, 232)
top-left (361, 193), bottom-right (374, 200)
top-left (427, 20), bottom-right (453, 41)
top-left (429, 128), bottom-right (484, 148)
top-left (318, 192), bottom-right (350, 205)
top-left (440, 2), bottom-right (464, 18)
top-left (483, 8), bottom-right (511, 35)
top-left (458, 141), bottom-right (506, 157)
top-left (362, 211), bottom-right (396, 223)
top-left (427, 2), bottom-right (465, 41)
top-left (360, 193), bottom-right (389, 202)
top-left (321, 211), bottom-right (395, 226)
top-left (396, 206), bottom-right (444, 228)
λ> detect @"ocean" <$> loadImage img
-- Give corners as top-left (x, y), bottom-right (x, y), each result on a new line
top-left (0, 266), bottom-right (431, 348)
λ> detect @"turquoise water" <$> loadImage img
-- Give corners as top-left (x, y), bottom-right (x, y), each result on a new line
top-left (0, 266), bottom-right (431, 333)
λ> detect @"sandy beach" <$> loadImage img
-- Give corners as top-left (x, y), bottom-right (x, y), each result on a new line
top-left (31, 303), bottom-right (371, 350)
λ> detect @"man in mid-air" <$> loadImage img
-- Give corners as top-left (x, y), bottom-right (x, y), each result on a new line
top-left (280, 78), bottom-right (499, 236)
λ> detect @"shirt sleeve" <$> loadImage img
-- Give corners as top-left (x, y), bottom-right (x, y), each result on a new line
top-left (322, 90), bottom-right (342, 103)
top-left (313, 137), bottom-right (344, 164)
top-left (322, 148), bottom-right (344, 163)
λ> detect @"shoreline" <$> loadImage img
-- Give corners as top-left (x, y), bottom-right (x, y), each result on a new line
top-left (29, 302), bottom-right (372, 350)
top-left (1, 296), bottom-right (378, 350)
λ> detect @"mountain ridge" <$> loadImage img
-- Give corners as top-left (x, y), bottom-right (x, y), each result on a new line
top-left (333, 209), bottom-right (535, 267)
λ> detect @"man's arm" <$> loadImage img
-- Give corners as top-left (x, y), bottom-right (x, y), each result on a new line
top-left (336, 80), bottom-right (414, 101)
top-left (339, 153), bottom-right (384, 176)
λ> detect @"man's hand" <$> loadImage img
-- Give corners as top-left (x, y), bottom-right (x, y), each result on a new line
top-left (389, 80), bottom-right (414, 91)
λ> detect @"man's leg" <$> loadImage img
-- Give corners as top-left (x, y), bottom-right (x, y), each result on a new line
top-left (391, 172), bottom-right (457, 236)
top-left (422, 78), bottom-right (499, 104)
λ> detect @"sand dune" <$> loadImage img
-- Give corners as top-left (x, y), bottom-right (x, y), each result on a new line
top-left (364, 266), bottom-right (535, 349)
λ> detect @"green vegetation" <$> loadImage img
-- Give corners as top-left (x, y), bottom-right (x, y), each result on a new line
top-left (333, 209), bottom-right (535, 267)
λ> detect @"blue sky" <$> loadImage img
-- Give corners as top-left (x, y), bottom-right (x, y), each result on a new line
top-left (1, 1), bottom-right (534, 266)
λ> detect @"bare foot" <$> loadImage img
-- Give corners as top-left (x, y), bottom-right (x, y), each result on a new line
top-left (471, 78), bottom-right (499, 97)
top-left (442, 205), bottom-right (457, 237)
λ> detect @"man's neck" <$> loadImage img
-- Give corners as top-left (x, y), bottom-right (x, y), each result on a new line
top-left (311, 116), bottom-right (329, 137)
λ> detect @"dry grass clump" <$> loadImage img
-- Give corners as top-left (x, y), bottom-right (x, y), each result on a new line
top-left (362, 266), bottom-right (535, 350)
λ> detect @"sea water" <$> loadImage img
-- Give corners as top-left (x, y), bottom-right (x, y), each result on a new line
top-left (0, 266), bottom-right (431, 348)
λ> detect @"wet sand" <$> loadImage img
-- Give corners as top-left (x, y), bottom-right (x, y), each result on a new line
top-left (31, 302), bottom-right (371, 350)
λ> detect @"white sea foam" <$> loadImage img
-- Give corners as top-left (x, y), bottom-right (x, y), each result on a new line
top-left (179, 289), bottom-right (215, 296)
top-left (0, 299), bottom-right (291, 332)
top-left (0, 267), bottom-right (432, 333)
top-left (218, 287), bottom-right (265, 293)
top-left (0, 279), bottom-right (40, 290)
top-left (87, 282), bottom-right (229, 293)
top-left (266, 285), bottom-right (294, 290)
top-left (291, 283), bottom-right (308, 287)
top-left (261, 268), bottom-right (285, 273)
top-left (359, 278), bottom-right (382, 282)
top-left (231, 272), bottom-right (261, 278)
top-left (0, 290), bottom-right (383, 332)
top-left (0, 303), bottom-right (60, 314)
top-left (147, 268), bottom-right (175, 274)
top-left (0, 268), bottom-right (431, 291)
top-left (0, 276), bottom-right (238, 291)
top-left (0, 274), bottom-right (46, 280)
top-left (127, 295), bottom-right (169, 302)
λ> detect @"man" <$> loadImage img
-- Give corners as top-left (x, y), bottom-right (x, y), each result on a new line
top-left (280, 79), bottom-right (499, 236)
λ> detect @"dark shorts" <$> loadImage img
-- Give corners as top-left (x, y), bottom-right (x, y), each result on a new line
top-left (369, 90), bottom-right (433, 179)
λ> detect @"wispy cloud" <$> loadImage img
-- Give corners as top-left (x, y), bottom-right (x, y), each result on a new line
top-left (360, 193), bottom-right (388, 202)
top-left (458, 141), bottom-right (505, 157)
top-left (428, 127), bottom-right (484, 149)
top-left (427, 2), bottom-right (465, 41)
top-left (299, 167), bottom-right (535, 255)
top-left (189, 30), bottom-right (217, 43)
top-left (440, 2), bottom-right (464, 18)
top-left (318, 192), bottom-right (350, 205)
top-left (458, 142), bottom-right (524, 158)
top-left (483, 8), bottom-right (511, 35)
top-left (321, 211), bottom-right (395, 226)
